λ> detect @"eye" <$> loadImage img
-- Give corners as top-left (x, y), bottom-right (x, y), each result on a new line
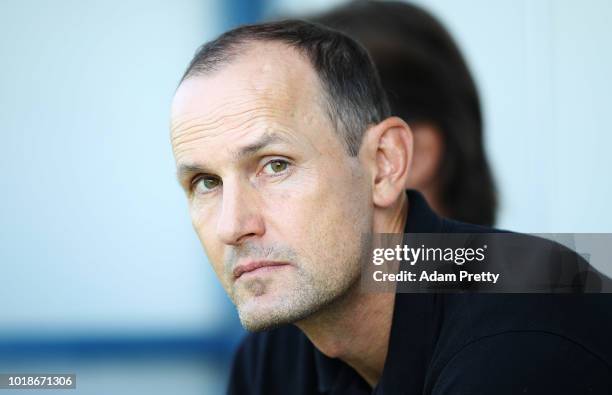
top-left (262, 159), bottom-right (290, 175)
top-left (192, 176), bottom-right (221, 194)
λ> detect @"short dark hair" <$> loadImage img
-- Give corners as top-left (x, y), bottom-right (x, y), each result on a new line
top-left (311, 0), bottom-right (498, 226)
top-left (181, 20), bottom-right (390, 156)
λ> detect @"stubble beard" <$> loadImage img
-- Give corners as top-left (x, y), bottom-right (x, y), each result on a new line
top-left (233, 233), bottom-right (372, 332)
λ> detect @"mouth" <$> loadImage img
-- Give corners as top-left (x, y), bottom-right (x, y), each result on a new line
top-left (233, 260), bottom-right (290, 280)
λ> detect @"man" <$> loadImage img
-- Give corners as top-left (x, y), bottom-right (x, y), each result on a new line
top-left (170, 20), bottom-right (612, 394)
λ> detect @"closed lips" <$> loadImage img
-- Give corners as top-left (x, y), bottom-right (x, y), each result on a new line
top-left (233, 261), bottom-right (289, 279)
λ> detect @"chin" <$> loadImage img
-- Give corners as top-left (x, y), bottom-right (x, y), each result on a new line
top-left (236, 296), bottom-right (290, 331)
top-left (239, 315), bottom-right (286, 332)
top-left (236, 292), bottom-right (321, 332)
top-left (237, 308), bottom-right (292, 332)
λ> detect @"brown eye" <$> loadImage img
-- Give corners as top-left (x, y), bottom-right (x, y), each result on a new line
top-left (193, 176), bottom-right (221, 194)
top-left (263, 160), bottom-right (289, 175)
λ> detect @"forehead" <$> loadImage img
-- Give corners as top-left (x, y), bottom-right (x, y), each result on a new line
top-left (170, 42), bottom-right (327, 143)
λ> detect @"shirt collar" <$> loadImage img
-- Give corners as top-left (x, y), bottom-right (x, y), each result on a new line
top-left (313, 190), bottom-right (443, 394)
top-left (403, 189), bottom-right (444, 233)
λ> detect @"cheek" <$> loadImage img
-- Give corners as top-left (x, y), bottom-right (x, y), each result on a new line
top-left (264, 161), bottom-right (368, 255)
top-left (261, 165), bottom-right (331, 228)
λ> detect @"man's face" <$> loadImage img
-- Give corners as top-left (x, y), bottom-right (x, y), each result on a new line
top-left (170, 42), bottom-right (373, 331)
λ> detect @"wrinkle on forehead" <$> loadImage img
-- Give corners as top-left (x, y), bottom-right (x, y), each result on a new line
top-left (170, 42), bottom-right (331, 160)
top-left (171, 105), bottom-right (287, 148)
top-left (173, 119), bottom-right (306, 160)
top-left (171, 96), bottom-right (312, 160)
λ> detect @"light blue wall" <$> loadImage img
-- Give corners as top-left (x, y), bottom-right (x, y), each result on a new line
top-left (0, 0), bottom-right (235, 337)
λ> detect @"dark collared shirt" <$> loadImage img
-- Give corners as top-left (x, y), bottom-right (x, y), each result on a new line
top-left (227, 191), bottom-right (612, 394)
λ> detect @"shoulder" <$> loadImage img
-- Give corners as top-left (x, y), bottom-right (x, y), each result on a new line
top-left (227, 325), bottom-right (319, 395)
top-left (430, 329), bottom-right (612, 394)
top-left (426, 293), bottom-right (612, 394)
top-left (440, 217), bottom-right (500, 233)
top-left (436, 294), bottom-right (612, 363)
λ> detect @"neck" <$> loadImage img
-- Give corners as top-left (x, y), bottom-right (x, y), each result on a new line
top-left (296, 194), bottom-right (408, 387)
top-left (297, 288), bottom-right (395, 387)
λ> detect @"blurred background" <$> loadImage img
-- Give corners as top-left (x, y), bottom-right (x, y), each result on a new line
top-left (0, 0), bottom-right (610, 394)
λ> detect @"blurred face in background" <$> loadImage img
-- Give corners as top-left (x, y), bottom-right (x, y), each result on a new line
top-left (170, 42), bottom-right (372, 331)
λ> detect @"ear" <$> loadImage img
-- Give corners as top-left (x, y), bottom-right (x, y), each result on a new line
top-left (359, 117), bottom-right (413, 208)
top-left (404, 122), bottom-right (444, 190)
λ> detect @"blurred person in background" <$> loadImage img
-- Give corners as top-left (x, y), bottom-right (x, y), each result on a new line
top-left (310, 0), bottom-right (497, 226)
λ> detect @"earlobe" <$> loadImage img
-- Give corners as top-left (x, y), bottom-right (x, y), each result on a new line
top-left (369, 117), bottom-right (413, 208)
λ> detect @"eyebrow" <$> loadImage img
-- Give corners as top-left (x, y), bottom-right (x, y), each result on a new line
top-left (176, 132), bottom-right (292, 181)
top-left (177, 163), bottom-right (211, 182)
top-left (231, 132), bottom-right (291, 160)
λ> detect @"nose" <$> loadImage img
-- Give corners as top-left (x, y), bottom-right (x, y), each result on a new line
top-left (216, 179), bottom-right (265, 246)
